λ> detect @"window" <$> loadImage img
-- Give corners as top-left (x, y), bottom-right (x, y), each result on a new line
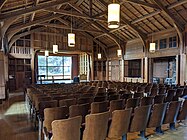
top-left (169, 36), bottom-right (177, 48)
top-left (38, 55), bottom-right (72, 80)
top-left (155, 40), bottom-right (158, 50)
top-left (160, 38), bottom-right (167, 49)
top-left (125, 59), bottom-right (141, 77)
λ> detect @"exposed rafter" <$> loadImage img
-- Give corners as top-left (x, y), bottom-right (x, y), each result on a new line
top-left (44, 8), bottom-right (106, 22)
top-left (7, 14), bottom-right (63, 41)
top-left (9, 27), bottom-right (45, 50)
top-left (68, 2), bottom-right (125, 48)
top-left (0, 0), bottom-right (7, 10)
top-left (120, 0), bottom-right (159, 9)
top-left (40, 23), bottom-right (104, 34)
top-left (0, 0), bottom-right (72, 21)
top-left (152, 0), bottom-right (184, 48)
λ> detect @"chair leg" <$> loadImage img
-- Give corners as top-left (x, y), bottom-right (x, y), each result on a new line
top-left (122, 134), bottom-right (127, 140)
top-left (155, 126), bottom-right (164, 135)
top-left (140, 130), bottom-right (148, 140)
top-left (169, 123), bottom-right (176, 130)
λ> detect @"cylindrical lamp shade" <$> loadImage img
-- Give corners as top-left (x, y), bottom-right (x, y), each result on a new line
top-left (108, 3), bottom-right (120, 28)
top-left (68, 33), bottom-right (75, 47)
top-left (45, 50), bottom-right (49, 57)
top-left (150, 43), bottom-right (156, 53)
top-left (98, 53), bottom-right (101, 59)
top-left (53, 45), bottom-right (58, 54)
top-left (117, 49), bottom-right (122, 57)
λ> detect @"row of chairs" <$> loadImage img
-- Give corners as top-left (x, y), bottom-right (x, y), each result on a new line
top-left (43, 100), bottom-right (186, 140)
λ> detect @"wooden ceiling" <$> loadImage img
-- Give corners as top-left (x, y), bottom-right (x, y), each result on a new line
top-left (0, 0), bottom-right (187, 49)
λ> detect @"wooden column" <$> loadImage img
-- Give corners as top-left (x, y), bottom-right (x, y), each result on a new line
top-left (148, 58), bottom-right (153, 83)
top-left (179, 54), bottom-right (186, 85)
top-left (121, 59), bottom-right (124, 82)
top-left (144, 57), bottom-right (149, 83)
top-left (106, 60), bottom-right (109, 81)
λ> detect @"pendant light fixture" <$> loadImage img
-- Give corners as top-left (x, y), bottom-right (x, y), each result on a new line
top-left (53, 20), bottom-right (58, 54)
top-left (45, 28), bottom-right (49, 57)
top-left (108, 0), bottom-right (120, 29)
top-left (117, 49), bottom-right (122, 57)
top-left (68, 8), bottom-right (75, 47)
top-left (98, 43), bottom-right (101, 59)
top-left (149, 33), bottom-right (156, 53)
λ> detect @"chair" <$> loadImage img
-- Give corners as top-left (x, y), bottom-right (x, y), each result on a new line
top-left (163, 101), bottom-right (181, 130)
top-left (158, 87), bottom-right (166, 95)
top-left (51, 116), bottom-right (82, 140)
top-left (120, 93), bottom-right (133, 101)
top-left (134, 92), bottom-right (144, 98)
top-left (77, 97), bottom-right (93, 105)
top-left (83, 111), bottom-right (110, 140)
top-left (173, 88), bottom-right (184, 101)
top-left (165, 89), bottom-right (176, 102)
top-left (129, 105), bottom-right (152, 139)
top-left (107, 109), bottom-right (132, 140)
top-left (109, 99), bottom-right (124, 115)
top-left (94, 96), bottom-right (107, 102)
top-left (108, 94), bottom-right (120, 101)
top-left (91, 101), bottom-right (108, 114)
top-left (154, 94), bottom-right (165, 104)
top-left (125, 98), bottom-right (140, 109)
top-left (140, 96), bottom-right (154, 106)
top-left (177, 99), bottom-right (187, 121)
top-left (69, 103), bottom-right (90, 123)
top-left (43, 106), bottom-right (68, 139)
top-left (147, 103), bottom-right (168, 134)
top-left (59, 98), bottom-right (77, 108)
top-left (81, 93), bottom-right (94, 98)
top-left (150, 88), bottom-right (158, 96)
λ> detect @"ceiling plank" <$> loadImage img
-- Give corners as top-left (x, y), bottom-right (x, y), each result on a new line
top-left (152, 0), bottom-right (184, 31)
top-left (167, 0), bottom-right (187, 9)
top-left (69, 2), bottom-right (125, 47)
top-left (7, 14), bottom-right (63, 41)
top-left (0, 0), bottom-right (72, 21)
top-left (0, 0), bottom-right (8, 10)
top-left (40, 23), bottom-right (104, 34)
top-left (121, 0), bottom-right (159, 9)
top-left (45, 8), bottom-right (106, 22)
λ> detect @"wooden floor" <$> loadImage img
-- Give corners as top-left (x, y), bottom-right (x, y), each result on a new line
top-left (0, 92), bottom-right (186, 140)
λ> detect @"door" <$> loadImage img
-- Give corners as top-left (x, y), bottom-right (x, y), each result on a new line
top-left (16, 72), bottom-right (25, 90)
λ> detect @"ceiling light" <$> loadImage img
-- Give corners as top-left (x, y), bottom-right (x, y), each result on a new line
top-left (108, 1), bottom-right (120, 28)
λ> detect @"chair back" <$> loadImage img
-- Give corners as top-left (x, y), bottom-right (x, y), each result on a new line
top-left (83, 112), bottom-right (110, 140)
top-left (51, 116), bottom-right (82, 140)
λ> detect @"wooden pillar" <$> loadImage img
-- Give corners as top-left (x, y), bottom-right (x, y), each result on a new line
top-left (121, 59), bottom-right (124, 82)
top-left (144, 57), bottom-right (149, 83)
top-left (179, 54), bottom-right (186, 85)
top-left (176, 55), bottom-right (180, 85)
top-left (106, 60), bottom-right (109, 81)
top-left (148, 58), bottom-right (153, 83)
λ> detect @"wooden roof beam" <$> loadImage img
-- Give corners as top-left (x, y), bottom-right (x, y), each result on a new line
top-left (152, 0), bottom-right (184, 47)
top-left (0, 0), bottom-right (72, 21)
top-left (167, 0), bottom-right (187, 10)
top-left (7, 14), bottom-right (63, 41)
top-left (69, 2), bottom-right (125, 48)
top-left (45, 8), bottom-right (106, 22)
top-left (0, 0), bottom-right (8, 10)
top-left (121, 0), bottom-right (159, 9)
top-left (40, 23), bottom-right (104, 34)
top-left (9, 27), bottom-right (45, 50)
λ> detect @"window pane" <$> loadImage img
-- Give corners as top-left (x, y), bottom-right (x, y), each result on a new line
top-left (64, 57), bottom-right (71, 66)
top-left (48, 67), bottom-right (63, 75)
top-left (38, 66), bottom-right (46, 75)
top-left (38, 55), bottom-right (46, 66)
top-left (160, 39), bottom-right (167, 49)
top-left (48, 56), bottom-right (63, 66)
top-left (64, 66), bottom-right (71, 75)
